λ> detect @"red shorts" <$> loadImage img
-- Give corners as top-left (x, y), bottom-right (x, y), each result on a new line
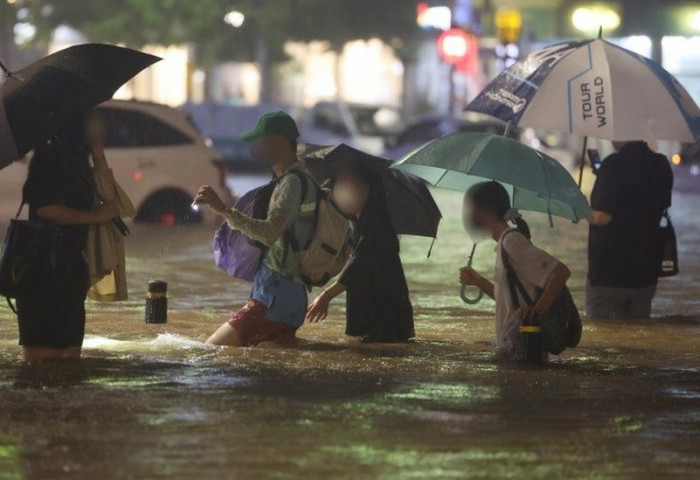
top-left (228, 300), bottom-right (298, 347)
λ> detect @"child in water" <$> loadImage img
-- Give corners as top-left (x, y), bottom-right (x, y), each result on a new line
top-left (458, 181), bottom-right (571, 359)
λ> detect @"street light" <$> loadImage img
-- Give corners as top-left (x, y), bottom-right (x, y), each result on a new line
top-left (224, 10), bottom-right (245, 28)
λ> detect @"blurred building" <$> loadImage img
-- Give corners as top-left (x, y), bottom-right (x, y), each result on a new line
top-left (25, 0), bottom-right (700, 116)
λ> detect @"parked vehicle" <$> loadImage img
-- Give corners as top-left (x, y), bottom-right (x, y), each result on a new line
top-left (181, 101), bottom-right (298, 172)
top-left (383, 113), bottom-right (579, 170)
top-left (383, 114), bottom-right (513, 160)
top-left (301, 101), bottom-right (404, 155)
top-left (0, 100), bottom-right (231, 225)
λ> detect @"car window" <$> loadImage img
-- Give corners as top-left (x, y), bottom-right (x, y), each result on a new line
top-left (348, 106), bottom-right (403, 137)
top-left (100, 107), bottom-right (194, 148)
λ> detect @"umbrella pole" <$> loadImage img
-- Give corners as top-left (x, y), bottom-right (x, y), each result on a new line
top-left (577, 136), bottom-right (588, 188)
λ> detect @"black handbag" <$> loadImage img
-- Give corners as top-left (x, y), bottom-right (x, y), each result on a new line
top-left (0, 203), bottom-right (56, 310)
top-left (502, 234), bottom-right (582, 355)
top-left (658, 211), bottom-right (679, 278)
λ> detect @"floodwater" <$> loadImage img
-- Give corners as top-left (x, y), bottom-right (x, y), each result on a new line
top-left (0, 180), bottom-right (699, 480)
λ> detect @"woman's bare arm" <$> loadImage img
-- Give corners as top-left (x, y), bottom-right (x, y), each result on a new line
top-left (590, 210), bottom-right (612, 226)
top-left (37, 202), bottom-right (118, 226)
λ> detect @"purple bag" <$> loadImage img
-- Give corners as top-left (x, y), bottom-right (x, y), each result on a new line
top-left (213, 183), bottom-right (274, 282)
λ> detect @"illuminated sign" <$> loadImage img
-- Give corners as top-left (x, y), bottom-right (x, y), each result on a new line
top-left (495, 8), bottom-right (523, 44)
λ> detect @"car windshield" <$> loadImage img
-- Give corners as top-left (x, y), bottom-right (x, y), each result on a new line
top-left (348, 106), bottom-right (404, 137)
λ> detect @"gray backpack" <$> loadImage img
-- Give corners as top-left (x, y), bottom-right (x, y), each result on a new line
top-left (284, 168), bottom-right (355, 287)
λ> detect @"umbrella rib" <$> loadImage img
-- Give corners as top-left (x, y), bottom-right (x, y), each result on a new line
top-left (433, 169), bottom-right (449, 186)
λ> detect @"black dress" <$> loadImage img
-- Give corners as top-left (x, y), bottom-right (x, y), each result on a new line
top-left (16, 139), bottom-right (94, 348)
top-left (339, 204), bottom-right (414, 342)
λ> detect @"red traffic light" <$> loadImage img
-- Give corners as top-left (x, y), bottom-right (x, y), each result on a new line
top-left (437, 28), bottom-right (476, 65)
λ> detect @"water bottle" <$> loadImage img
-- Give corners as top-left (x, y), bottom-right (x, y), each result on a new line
top-left (145, 280), bottom-right (167, 324)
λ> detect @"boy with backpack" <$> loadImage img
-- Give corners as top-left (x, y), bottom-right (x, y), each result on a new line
top-left (196, 112), bottom-right (352, 347)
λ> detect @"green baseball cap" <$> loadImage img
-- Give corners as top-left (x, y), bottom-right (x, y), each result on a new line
top-left (241, 111), bottom-right (300, 144)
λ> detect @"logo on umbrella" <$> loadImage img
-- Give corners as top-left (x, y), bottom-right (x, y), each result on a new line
top-left (485, 89), bottom-right (527, 114)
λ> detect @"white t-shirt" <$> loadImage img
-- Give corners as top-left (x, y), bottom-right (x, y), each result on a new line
top-left (493, 229), bottom-right (559, 356)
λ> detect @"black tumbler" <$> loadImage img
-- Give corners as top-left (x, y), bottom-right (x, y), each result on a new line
top-left (145, 280), bottom-right (167, 324)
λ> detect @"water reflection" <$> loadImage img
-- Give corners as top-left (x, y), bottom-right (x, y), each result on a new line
top-left (0, 184), bottom-right (699, 478)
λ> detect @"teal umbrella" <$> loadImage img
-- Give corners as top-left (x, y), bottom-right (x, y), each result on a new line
top-left (393, 132), bottom-right (591, 305)
top-left (393, 132), bottom-right (592, 223)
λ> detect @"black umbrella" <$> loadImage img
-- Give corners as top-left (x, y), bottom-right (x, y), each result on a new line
top-left (298, 143), bottom-right (442, 238)
top-left (0, 43), bottom-right (160, 169)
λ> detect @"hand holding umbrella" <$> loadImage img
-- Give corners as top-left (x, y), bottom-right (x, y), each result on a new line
top-left (298, 143), bottom-right (442, 239)
top-left (393, 132), bottom-right (591, 303)
top-left (460, 244), bottom-right (483, 304)
top-left (0, 43), bottom-right (160, 235)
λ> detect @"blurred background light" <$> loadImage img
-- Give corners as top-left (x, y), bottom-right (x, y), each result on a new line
top-left (224, 10), bottom-right (245, 28)
top-left (572, 5), bottom-right (621, 34)
top-left (416, 3), bottom-right (452, 31)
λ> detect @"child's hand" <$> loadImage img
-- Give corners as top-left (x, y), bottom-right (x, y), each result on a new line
top-left (459, 267), bottom-right (480, 286)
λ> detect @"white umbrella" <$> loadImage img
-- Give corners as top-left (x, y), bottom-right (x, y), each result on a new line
top-left (468, 36), bottom-right (700, 142)
top-left (467, 35), bottom-right (700, 181)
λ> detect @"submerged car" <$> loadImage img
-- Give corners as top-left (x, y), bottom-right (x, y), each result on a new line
top-left (383, 114), bottom-right (514, 160)
top-left (0, 100), bottom-right (231, 225)
top-left (301, 101), bottom-right (404, 155)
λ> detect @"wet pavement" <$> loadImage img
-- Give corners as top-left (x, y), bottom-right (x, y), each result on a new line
top-left (0, 180), bottom-right (699, 479)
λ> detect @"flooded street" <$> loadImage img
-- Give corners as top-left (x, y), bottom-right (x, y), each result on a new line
top-left (1, 181), bottom-right (699, 479)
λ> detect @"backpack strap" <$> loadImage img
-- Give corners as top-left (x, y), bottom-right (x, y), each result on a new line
top-left (274, 168), bottom-right (320, 269)
top-left (500, 230), bottom-right (535, 308)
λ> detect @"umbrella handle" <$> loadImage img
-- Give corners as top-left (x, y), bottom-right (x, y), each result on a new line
top-left (459, 244), bottom-right (484, 305)
top-left (460, 284), bottom-right (484, 305)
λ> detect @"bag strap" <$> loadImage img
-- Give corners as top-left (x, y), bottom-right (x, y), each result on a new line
top-left (13, 201), bottom-right (24, 220)
top-left (276, 169), bottom-right (315, 265)
top-left (500, 230), bottom-right (535, 308)
top-left (5, 297), bottom-right (17, 315)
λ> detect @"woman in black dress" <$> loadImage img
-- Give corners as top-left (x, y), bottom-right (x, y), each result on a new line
top-left (306, 164), bottom-right (414, 342)
top-left (17, 111), bottom-right (119, 362)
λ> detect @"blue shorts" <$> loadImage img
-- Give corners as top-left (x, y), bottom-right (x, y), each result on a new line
top-left (250, 264), bottom-right (308, 328)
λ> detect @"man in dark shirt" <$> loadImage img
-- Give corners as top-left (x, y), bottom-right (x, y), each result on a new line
top-left (587, 141), bottom-right (673, 319)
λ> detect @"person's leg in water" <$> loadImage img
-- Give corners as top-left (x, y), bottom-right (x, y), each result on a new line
top-left (206, 323), bottom-right (242, 346)
top-left (206, 300), bottom-right (297, 347)
top-left (22, 346), bottom-right (81, 362)
top-left (586, 283), bottom-right (655, 320)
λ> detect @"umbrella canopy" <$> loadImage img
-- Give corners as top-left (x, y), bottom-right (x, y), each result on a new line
top-left (298, 143), bottom-right (442, 238)
top-left (466, 38), bottom-right (700, 143)
top-left (393, 132), bottom-right (592, 223)
top-left (0, 43), bottom-right (160, 169)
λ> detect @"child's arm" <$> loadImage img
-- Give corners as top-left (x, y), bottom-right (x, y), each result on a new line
top-left (306, 281), bottom-right (347, 323)
top-left (460, 267), bottom-right (495, 300)
top-left (518, 262), bottom-right (571, 320)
